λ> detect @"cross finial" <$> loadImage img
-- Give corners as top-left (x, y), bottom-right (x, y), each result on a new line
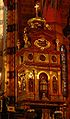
top-left (34, 2), bottom-right (39, 18)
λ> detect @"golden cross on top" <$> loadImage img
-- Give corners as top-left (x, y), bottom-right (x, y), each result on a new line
top-left (34, 2), bottom-right (39, 18)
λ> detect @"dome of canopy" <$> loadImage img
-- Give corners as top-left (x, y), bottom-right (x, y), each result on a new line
top-left (27, 17), bottom-right (46, 29)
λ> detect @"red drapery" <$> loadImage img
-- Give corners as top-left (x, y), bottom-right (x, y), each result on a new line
top-left (3, 0), bottom-right (15, 6)
top-left (42, 0), bottom-right (62, 23)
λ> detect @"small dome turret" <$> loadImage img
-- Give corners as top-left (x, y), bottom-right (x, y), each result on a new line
top-left (27, 2), bottom-right (46, 29)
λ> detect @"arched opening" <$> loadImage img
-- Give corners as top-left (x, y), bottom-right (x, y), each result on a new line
top-left (28, 78), bottom-right (34, 92)
top-left (52, 76), bottom-right (58, 94)
top-left (39, 72), bottom-right (48, 100)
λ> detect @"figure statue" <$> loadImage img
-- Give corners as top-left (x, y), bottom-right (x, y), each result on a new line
top-left (23, 28), bottom-right (31, 48)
